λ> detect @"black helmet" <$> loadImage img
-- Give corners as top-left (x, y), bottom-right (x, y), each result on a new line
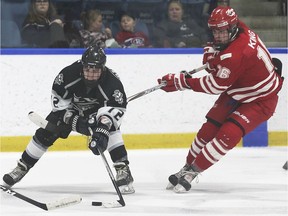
top-left (81, 45), bottom-right (106, 68)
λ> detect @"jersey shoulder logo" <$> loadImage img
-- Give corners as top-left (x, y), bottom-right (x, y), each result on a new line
top-left (216, 66), bottom-right (231, 79)
top-left (113, 90), bottom-right (124, 104)
top-left (54, 73), bottom-right (64, 85)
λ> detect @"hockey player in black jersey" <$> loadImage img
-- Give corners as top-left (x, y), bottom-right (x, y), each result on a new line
top-left (3, 45), bottom-right (135, 194)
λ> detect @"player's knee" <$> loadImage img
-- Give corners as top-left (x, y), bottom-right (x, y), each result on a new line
top-left (197, 119), bottom-right (221, 142)
top-left (216, 121), bottom-right (243, 149)
top-left (34, 128), bottom-right (59, 147)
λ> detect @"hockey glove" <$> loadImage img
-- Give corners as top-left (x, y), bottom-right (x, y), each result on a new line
top-left (88, 116), bottom-right (112, 155)
top-left (89, 123), bottom-right (110, 155)
top-left (63, 109), bottom-right (91, 136)
top-left (203, 43), bottom-right (218, 73)
top-left (157, 72), bottom-right (190, 92)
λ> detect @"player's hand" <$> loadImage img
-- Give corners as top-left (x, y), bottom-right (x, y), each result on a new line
top-left (62, 109), bottom-right (88, 135)
top-left (203, 43), bottom-right (218, 73)
top-left (157, 72), bottom-right (190, 92)
top-left (88, 123), bottom-right (109, 155)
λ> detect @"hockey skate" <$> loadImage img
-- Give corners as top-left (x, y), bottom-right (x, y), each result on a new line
top-left (114, 162), bottom-right (135, 194)
top-left (166, 164), bottom-right (191, 190)
top-left (166, 164), bottom-right (199, 193)
top-left (173, 166), bottom-right (199, 193)
top-left (3, 159), bottom-right (30, 187)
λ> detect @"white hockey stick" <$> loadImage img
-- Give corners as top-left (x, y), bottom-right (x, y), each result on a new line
top-left (127, 82), bottom-right (166, 102)
top-left (127, 64), bottom-right (207, 102)
top-left (0, 184), bottom-right (81, 211)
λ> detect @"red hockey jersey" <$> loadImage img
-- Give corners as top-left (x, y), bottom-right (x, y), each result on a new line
top-left (187, 21), bottom-right (283, 103)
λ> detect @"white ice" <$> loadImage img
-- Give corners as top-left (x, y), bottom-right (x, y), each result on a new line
top-left (0, 147), bottom-right (287, 216)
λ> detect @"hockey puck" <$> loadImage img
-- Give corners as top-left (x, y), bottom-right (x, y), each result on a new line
top-left (283, 161), bottom-right (288, 170)
top-left (92, 201), bottom-right (102, 206)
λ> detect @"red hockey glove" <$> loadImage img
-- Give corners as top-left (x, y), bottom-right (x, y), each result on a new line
top-left (157, 72), bottom-right (190, 92)
top-left (203, 43), bottom-right (218, 73)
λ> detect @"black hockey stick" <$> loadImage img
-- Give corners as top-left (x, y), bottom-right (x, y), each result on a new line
top-left (91, 146), bottom-right (125, 208)
top-left (27, 113), bottom-right (125, 208)
top-left (127, 64), bottom-right (207, 102)
top-left (0, 184), bottom-right (81, 211)
top-left (27, 64), bottom-right (207, 206)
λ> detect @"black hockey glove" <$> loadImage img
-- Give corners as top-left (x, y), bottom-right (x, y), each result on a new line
top-left (88, 116), bottom-right (112, 155)
top-left (88, 123), bottom-right (110, 155)
top-left (63, 109), bottom-right (91, 136)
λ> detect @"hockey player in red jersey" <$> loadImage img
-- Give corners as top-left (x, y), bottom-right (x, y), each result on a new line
top-left (158, 6), bottom-right (284, 193)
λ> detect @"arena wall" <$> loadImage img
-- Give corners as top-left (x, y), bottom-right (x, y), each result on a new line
top-left (0, 48), bottom-right (287, 151)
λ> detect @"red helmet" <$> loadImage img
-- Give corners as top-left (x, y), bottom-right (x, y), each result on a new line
top-left (208, 6), bottom-right (238, 30)
top-left (208, 6), bottom-right (239, 50)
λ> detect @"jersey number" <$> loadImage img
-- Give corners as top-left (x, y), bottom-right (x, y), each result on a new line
top-left (257, 45), bottom-right (274, 73)
top-left (108, 108), bottom-right (124, 121)
top-left (52, 96), bottom-right (59, 108)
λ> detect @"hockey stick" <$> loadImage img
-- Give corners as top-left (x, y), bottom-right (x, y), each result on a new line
top-left (28, 64), bottom-right (208, 132)
top-left (91, 147), bottom-right (125, 208)
top-left (127, 64), bottom-right (207, 102)
top-left (127, 82), bottom-right (166, 102)
top-left (28, 111), bottom-right (60, 133)
top-left (27, 64), bottom-right (207, 206)
top-left (27, 113), bottom-right (125, 208)
top-left (28, 64), bottom-right (208, 133)
top-left (0, 184), bottom-right (81, 211)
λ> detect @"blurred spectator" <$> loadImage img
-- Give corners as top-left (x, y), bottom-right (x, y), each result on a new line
top-left (21, 0), bottom-right (69, 48)
top-left (153, 0), bottom-right (207, 48)
top-left (79, 9), bottom-right (120, 48)
top-left (115, 12), bottom-right (152, 48)
top-left (125, 0), bottom-right (166, 46)
top-left (206, 0), bottom-right (229, 14)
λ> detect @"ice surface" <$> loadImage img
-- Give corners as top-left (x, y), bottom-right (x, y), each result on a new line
top-left (0, 147), bottom-right (287, 216)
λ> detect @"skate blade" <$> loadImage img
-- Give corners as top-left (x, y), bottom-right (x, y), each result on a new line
top-left (1, 181), bottom-right (12, 188)
top-left (173, 184), bottom-right (189, 193)
top-left (119, 183), bottom-right (135, 194)
top-left (166, 182), bottom-right (175, 190)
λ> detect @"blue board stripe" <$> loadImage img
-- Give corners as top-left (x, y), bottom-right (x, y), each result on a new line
top-left (0, 47), bottom-right (287, 55)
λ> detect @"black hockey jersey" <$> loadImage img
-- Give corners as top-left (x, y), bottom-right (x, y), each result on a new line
top-left (51, 60), bottom-right (127, 130)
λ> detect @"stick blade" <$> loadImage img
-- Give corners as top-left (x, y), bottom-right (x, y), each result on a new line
top-left (92, 199), bottom-right (125, 208)
top-left (46, 195), bottom-right (82, 210)
top-left (28, 111), bottom-right (48, 129)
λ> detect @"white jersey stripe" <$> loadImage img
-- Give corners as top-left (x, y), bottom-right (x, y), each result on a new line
top-left (200, 77), bottom-right (211, 93)
top-left (242, 78), bottom-right (279, 103)
top-left (231, 74), bottom-right (277, 100)
top-left (227, 72), bottom-right (275, 94)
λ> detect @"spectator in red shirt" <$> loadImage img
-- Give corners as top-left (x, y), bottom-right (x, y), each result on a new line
top-left (115, 12), bottom-right (151, 48)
